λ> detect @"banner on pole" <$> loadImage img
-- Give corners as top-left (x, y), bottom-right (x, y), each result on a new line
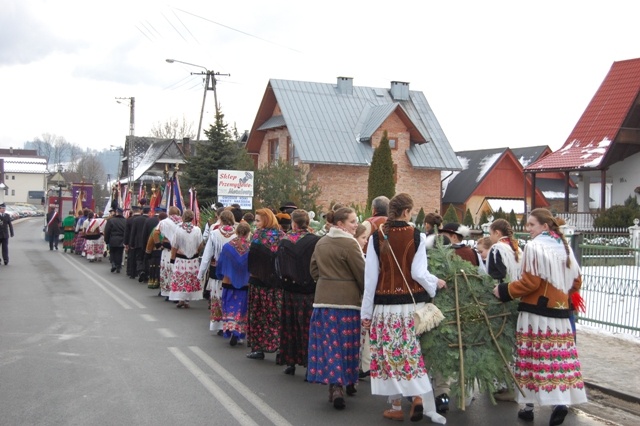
top-left (217, 170), bottom-right (254, 197)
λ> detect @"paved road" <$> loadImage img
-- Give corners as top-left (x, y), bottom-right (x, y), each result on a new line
top-left (0, 218), bottom-right (625, 425)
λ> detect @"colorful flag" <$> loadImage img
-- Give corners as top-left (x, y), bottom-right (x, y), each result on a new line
top-left (173, 173), bottom-right (184, 213)
top-left (189, 188), bottom-right (200, 226)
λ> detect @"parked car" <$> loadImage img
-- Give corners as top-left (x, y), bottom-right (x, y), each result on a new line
top-left (4, 205), bottom-right (21, 220)
top-left (15, 203), bottom-right (44, 216)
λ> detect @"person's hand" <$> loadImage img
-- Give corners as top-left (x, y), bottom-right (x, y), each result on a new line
top-left (361, 318), bottom-right (371, 331)
top-left (492, 285), bottom-right (500, 299)
top-left (437, 279), bottom-right (447, 290)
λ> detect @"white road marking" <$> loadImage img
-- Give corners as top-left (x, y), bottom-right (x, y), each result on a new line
top-left (157, 328), bottom-right (177, 338)
top-left (190, 346), bottom-right (293, 426)
top-left (168, 347), bottom-right (260, 426)
top-left (59, 254), bottom-right (146, 309)
top-left (140, 314), bottom-right (157, 322)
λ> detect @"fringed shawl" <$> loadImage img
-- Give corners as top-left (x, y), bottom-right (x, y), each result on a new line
top-left (172, 222), bottom-right (202, 258)
top-left (522, 233), bottom-right (580, 293)
top-left (490, 241), bottom-right (523, 282)
top-left (209, 225), bottom-right (236, 261)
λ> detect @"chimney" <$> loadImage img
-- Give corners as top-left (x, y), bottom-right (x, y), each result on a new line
top-left (337, 76), bottom-right (353, 95)
top-left (182, 137), bottom-right (191, 156)
top-left (390, 81), bottom-right (410, 101)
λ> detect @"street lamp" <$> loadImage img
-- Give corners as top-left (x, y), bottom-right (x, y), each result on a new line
top-left (56, 165), bottom-right (65, 208)
top-left (165, 58), bottom-right (229, 141)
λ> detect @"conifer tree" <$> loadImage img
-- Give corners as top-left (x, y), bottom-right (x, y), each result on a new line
top-left (367, 130), bottom-right (395, 208)
top-left (183, 111), bottom-right (244, 201)
top-left (508, 209), bottom-right (518, 227)
top-left (493, 207), bottom-right (507, 220)
top-left (443, 204), bottom-right (459, 223)
top-left (415, 207), bottom-right (425, 227)
top-left (479, 210), bottom-right (489, 225)
top-left (463, 208), bottom-right (475, 227)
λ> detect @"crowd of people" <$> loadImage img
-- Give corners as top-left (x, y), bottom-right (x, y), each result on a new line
top-left (39, 194), bottom-right (587, 425)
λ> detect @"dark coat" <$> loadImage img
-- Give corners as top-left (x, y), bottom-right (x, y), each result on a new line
top-left (104, 215), bottom-right (126, 248)
top-left (130, 214), bottom-right (149, 248)
top-left (46, 211), bottom-right (61, 236)
top-left (124, 214), bottom-right (136, 247)
top-left (0, 212), bottom-right (14, 239)
top-left (141, 216), bottom-right (160, 247)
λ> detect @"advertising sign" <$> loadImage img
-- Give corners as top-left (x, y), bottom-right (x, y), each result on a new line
top-left (218, 195), bottom-right (253, 210)
top-left (217, 170), bottom-right (254, 197)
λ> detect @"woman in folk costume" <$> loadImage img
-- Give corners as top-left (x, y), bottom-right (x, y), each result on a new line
top-left (198, 210), bottom-right (236, 334)
top-left (62, 211), bottom-right (76, 253)
top-left (84, 213), bottom-right (107, 262)
top-left (145, 212), bottom-right (167, 289)
top-left (487, 218), bottom-right (522, 283)
top-left (74, 209), bottom-right (89, 255)
top-left (246, 208), bottom-right (285, 360)
top-left (215, 222), bottom-right (252, 346)
top-left (307, 207), bottom-right (365, 410)
top-left (361, 193), bottom-right (447, 421)
top-left (493, 208), bottom-right (587, 426)
top-left (169, 209), bottom-right (203, 308)
top-left (158, 206), bottom-right (182, 300)
top-left (277, 209), bottom-right (321, 376)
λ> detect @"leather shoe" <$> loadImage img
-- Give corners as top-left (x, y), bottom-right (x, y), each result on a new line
top-left (549, 405), bottom-right (568, 425)
top-left (246, 351), bottom-right (265, 360)
top-left (517, 408), bottom-right (534, 422)
top-left (111, 266), bottom-right (116, 273)
top-left (383, 409), bottom-right (404, 421)
top-left (358, 369), bottom-right (370, 379)
top-left (409, 396), bottom-right (423, 422)
top-left (230, 335), bottom-right (238, 347)
top-left (283, 365), bottom-right (296, 375)
top-left (435, 393), bottom-right (449, 414)
top-left (346, 384), bottom-right (357, 396)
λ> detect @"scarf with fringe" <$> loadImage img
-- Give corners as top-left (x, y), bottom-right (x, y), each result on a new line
top-left (521, 232), bottom-right (580, 293)
top-left (491, 240), bottom-right (523, 282)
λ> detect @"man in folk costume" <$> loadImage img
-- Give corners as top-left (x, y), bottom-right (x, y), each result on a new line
top-left (158, 206), bottom-right (182, 300)
top-left (494, 208), bottom-right (587, 426)
top-left (62, 210), bottom-right (76, 253)
top-left (439, 222), bottom-right (482, 267)
top-left (46, 206), bottom-right (61, 251)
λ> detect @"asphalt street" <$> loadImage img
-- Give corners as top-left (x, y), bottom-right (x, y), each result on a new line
top-left (0, 218), bottom-right (624, 425)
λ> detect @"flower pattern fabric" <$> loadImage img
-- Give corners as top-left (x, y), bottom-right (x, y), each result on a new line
top-left (222, 288), bottom-right (248, 340)
top-left (169, 258), bottom-right (202, 301)
top-left (279, 291), bottom-right (314, 367)
top-left (246, 285), bottom-right (282, 353)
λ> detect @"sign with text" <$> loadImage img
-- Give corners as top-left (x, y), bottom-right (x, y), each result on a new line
top-left (217, 170), bottom-right (254, 197)
top-left (218, 196), bottom-right (253, 210)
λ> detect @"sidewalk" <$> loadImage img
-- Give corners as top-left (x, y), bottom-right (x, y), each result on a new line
top-left (577, 324), bottom-right (640, 403)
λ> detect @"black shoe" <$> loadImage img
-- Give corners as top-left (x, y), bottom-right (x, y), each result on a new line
top-left (217, 330), bottom-right (223, 336)
top-left (346, 384), bottom-right (357, 396)
top-left (517, 408), bottom-right (534, 422)
top-left (358, 369), bottom-right (370, 379)
top-left (230, 335), bottom-right (238, 347)
top-left (283, 365), bottom-right (296, 375)
top-left (246, 351), bottom-right (265, 360)
top-left (111, 266), bottom-right (116, 273)
top-left (435, 393), bottom-right (449, 414)
top-left (549, 405), bottom-right (568, 426)
top-left (116, 268), bottom-right (121, 273)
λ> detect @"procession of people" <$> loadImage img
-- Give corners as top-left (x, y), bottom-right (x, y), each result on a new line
top-left (36, 193), bottom-right (586, 426)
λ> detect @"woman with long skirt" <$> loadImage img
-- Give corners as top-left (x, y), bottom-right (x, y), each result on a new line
top-left (493, 208), bottom-right (587, 425)
top-left (361, 193), bottom-right (447, 421)
top-left (62, 211), bottom-right (76, 253)
top-left (307, 207), bottom-right (365, 410)
top-left (277, 209), bottom-right (320, 376)
top-left (158, 206), bottom-right (182, 300)
top-left (198, 210), bottom-right (236, 334)
top-left (246, 208), bottom-right (284, 360)
top-left (169, 209), bottom-right (203, 308)
top-left (215, 222), bottom-right (252, 346)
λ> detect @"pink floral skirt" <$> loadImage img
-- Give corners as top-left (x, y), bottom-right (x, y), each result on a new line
top-left (169, 257), bottom-right (202, 301)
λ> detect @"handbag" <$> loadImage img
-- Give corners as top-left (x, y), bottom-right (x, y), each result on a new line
top-left (383, 232), bottom-right (444, 335)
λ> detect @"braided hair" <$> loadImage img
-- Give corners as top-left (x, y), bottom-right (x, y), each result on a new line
top-left (382, 193), bottom-right (413, 235)
top-left (490, 218), bottom-right (520, 262)
top-left (530, 208), bottom-right (571, 268)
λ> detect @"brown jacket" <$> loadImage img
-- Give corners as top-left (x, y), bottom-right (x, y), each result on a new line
top-left (311, 227), bottom-right (365, 309)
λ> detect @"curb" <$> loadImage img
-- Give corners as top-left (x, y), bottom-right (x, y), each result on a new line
top-left (584, 381), bottom-right (640, 405)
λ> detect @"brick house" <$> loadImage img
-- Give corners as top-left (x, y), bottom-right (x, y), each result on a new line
top-left (245, 77), bottom-right (461, 214)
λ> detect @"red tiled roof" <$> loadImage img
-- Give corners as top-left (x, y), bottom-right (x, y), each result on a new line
top-left (526, 58), bottom-right (640, 172)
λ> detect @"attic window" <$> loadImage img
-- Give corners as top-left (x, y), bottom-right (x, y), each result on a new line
top-left (389, 139), bottom-right (397, 150)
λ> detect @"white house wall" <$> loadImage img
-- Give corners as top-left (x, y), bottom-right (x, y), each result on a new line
top-left (2, 172), bottom-right (47, 203)
top-left (609, 151), bottom-right (640, 205)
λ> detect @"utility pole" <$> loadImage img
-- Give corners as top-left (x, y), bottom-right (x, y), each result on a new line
top-left (115, 97), bottom-right (136, 200)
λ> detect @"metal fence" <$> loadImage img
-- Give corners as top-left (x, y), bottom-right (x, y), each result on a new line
top-left (574, 228), bottom-right (640, 336)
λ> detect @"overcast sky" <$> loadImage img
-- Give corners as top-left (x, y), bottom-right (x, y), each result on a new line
top-left (1, 0), bottom-right (639, 157)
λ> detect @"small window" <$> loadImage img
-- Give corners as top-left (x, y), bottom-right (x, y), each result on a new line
top-left (11, 189), bottom-right (15, 196)
top-left (269, 139), bottom-right (280, 164)
top-left (389, 139), bottom-right (397, 149)
top-left (287, 137), bottom-right (299, 166)
top-left (11, 175), bottom-right (15, 180)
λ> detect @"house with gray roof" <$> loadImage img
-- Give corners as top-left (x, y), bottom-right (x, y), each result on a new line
top-left (245, 77), bottom-right (461, 213)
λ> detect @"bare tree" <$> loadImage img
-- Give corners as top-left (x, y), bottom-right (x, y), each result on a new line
top-left (150, 116), bottom-right (195, 139)
top-left (74, 152), bottom-right (106, 184)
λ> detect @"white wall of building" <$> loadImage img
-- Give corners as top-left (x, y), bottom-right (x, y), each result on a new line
top-left (609, 151), bottom-right (640, 206)
top-left (2, 172), bottom-right (47, 203)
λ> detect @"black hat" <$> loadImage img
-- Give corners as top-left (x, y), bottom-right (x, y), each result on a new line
top-left (279, 201), bottom-right (298, 212)
top-left (154, 207), bottom-right (166, 213)
top-left (0, 203), bottom-right (5, 208)
top-left (131, 205), bottom-right (141, 211)
top-left (142, 206), bottom-right (151, 214)
top-left (116, 207), bottom-right (124, 214)
top-left (440, 223), bottom-right (471, 238)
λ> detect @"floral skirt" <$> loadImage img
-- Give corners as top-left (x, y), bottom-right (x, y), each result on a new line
top-left (222, 287), bottom-right (248, 339)
top-left (74, 235), bottom-right (86, 255)
top-left (246, 285), bottom-right (282, 353)
top-left (159, 250), bottom-right (172, 296)
top-left (514, 312), bottom-right (588, 406)
top-left (169, 257), bottom-right (202, 301)
top-left (369, 303), bottom-right (432, 397)
top-left (280, 291), bottom-right (314, 367)
top-left (306, 308), bottom-right (360, 386)
top-left (209, 278), bottom-right (224, 331)
top-left (85, 237), bottom-right (104, 261)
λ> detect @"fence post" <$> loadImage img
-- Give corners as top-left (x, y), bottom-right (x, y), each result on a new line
top-left (629, 218), bottom-right (640, 266)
